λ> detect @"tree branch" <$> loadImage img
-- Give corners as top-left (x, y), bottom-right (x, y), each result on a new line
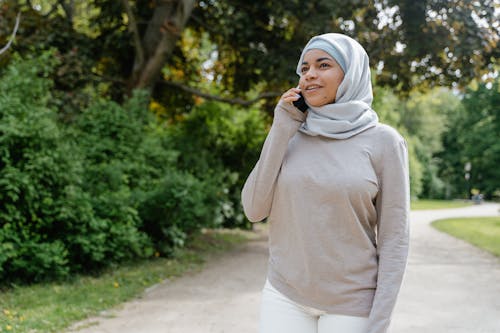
top-left (122, 0), bottom-right (145, 71)
top-left (163, 80), bottom-right (281, 106)
top-left (60, 0), bottom-right (75, 23)
top-left (0, 12), bottom-right (21, 55)
top-left (136, 0), bottom-right (196, 90)
top-left (89, 73), bottom-right (127, 84)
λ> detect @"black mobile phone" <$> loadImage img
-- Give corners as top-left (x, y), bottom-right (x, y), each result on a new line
top-left (293, 92), bottom-right (308, 112)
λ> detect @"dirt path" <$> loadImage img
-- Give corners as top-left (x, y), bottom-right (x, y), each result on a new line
top-left (68, 203), bottom-right (500, 333)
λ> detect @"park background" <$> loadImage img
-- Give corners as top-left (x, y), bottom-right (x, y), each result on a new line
top-left (0, 0), bottom-right (499, 331)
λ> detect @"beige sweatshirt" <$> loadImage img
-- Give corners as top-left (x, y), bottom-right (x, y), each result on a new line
top-left (242, 101), bottom-right (410, 333)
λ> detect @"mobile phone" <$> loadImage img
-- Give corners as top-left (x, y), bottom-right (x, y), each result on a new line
top-left (293, 92), bottom-right (308, 112)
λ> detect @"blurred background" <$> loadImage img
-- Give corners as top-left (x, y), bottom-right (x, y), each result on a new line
top-left (0, 0), bottom-right (498, 286)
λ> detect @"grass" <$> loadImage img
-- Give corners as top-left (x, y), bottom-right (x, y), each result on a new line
top-left (0, 228), bottom-right (254, 333)
top-left (432, 217), bottom-right (500, 257)
top-left (411, 199), bottom-right (472, 210)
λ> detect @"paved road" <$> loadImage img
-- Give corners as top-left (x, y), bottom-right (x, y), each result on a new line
top-left (68, 203), bottom-right (500, 333)
top-left (392, 203), bottom-right (500, 333)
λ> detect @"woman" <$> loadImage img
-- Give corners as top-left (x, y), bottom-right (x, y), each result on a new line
top-left (241, 33), bottom-right (410, 333)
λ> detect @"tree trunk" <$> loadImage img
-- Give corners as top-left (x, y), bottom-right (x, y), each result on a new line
top-left (129, 0), bottom-right (196, 92)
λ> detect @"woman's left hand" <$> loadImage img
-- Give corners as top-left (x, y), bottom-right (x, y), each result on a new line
top-left (280, 87), bottom-right (302, 105)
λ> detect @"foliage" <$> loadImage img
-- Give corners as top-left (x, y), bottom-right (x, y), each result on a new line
top-left (1, 0), bottom-right (497, 111)
top-left (190, 0), bottom-right (499, 95)
top-left (0, 2), bottom-right (99, 118)
top-left (401, 89), bottom-right (462, 198)
top-left (136, 170), bottom-right (223, 254)
top-left (438, 79), bottom-right (500, 199)
top-left (401, 89), bottom-right (456, 153)
top-left (373, 86), bottom-right (423, 198)
top-left (0, 53), bottom-right (91, 281)
top-left (383, 0), bottom-right (498, 90)
top-left (169, 101), bottom-right (270, 228)
top-left (372, 85), bottom-right (401, 128)
top-left (0, 53), bottom-right (246, 283)
top-left (72, 90), bottom-right (230, 256)
top-left (373, 85), bottom-right (465, 199)
top-left (84, 92), bottom-right (266, 252)
top-left (1, 0), bottom-right (498, 284)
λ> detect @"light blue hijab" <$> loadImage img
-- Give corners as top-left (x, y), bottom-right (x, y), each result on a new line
top-left (296, 33), bottom-right (378, 139)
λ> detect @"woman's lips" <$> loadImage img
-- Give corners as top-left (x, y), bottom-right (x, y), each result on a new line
top-left (305, 85), bottom-right (322, 93)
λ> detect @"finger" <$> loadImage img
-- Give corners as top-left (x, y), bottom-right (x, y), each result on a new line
top-left (282, 93), bottom-right (300, 103)
top-left (280, 88), bottom-right (302, 103)
top-left (287, 90), bottom-right (300, 97)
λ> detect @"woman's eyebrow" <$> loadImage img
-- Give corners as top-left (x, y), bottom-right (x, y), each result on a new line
top-left (316, 57), bottom-right (333, 62)
top-left (302, 57), bottom-right (334, 65)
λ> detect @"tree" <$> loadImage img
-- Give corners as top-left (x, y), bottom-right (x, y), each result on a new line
top-left (188, 0), bottom-right (499, 96)
top-left (1, 0), bottom-right (498, 107)
top-left (383, 0), bottom-right (499, 91)
top-left (438, 78), bottom-right (500, 199)
top-left (1, 0), bottom-right (196, 102)
top-left (122, 0), bottom-right (195, 90)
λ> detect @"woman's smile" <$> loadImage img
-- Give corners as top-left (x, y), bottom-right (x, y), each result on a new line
top-left (304, 84), bottom-right (322, 92)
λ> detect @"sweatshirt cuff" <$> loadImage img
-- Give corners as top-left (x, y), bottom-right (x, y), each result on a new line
top-left (273, 100), bottom-right (307, 126)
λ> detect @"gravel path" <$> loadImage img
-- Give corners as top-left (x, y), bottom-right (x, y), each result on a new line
top-left (68, 203), bottom-right (500, 333)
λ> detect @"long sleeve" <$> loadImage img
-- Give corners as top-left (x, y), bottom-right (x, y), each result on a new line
top-left (241, 101), bottom-right (305, 222)
top-left (367, 137), bottom-right (410, 333)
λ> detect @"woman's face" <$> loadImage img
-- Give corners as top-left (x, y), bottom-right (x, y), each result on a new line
top-left (298, 49), bottom-right (345, 107)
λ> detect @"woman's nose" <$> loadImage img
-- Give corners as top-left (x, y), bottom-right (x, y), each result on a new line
top-left (304, 68), bottom-right (317, 79)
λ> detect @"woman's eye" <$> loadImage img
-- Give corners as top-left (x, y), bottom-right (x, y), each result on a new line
top-left (301, 67), bottom-right (308, 73)
top-left (319, 63), bottom-right (330, 68)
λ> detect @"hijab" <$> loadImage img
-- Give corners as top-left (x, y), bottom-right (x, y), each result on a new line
top-left (296, 33), bottom-right (378, 139)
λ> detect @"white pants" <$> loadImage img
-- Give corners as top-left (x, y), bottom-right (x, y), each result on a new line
top-left (259, 280), bottom-right (369, 333)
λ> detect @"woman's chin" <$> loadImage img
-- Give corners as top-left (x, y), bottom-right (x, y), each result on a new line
top-left (306, 97), bottom-right (336, 108)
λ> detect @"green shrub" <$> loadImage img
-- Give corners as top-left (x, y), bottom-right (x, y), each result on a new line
top-left (0, 53), bottom-right (94, 281)
top-left (170, 101), bottom-right (269, 228)
top-left (0, 54), bottom-right (151, 282)
top-left (73, 90), bottom-right (228, 256)
top-left (72, 92), bottom-right (176, 260)
top-left (0, 52), bottom-right (266, 283)
top-left (136, 169), bottom-right (224, 255)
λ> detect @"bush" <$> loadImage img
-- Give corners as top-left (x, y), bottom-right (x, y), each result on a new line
top-left (136, 169), bottom-right (223, 255)
top-left (0, 53), bottom-right (97, 281)
top-left (170, 101), bottom-right (269, 228)
top-left (0, 54), bottom-right (151, 282)
top-left (73, 91), bottom-right (229, 256)
top-left (72, 92), bottom-right (177, 259)
top-left (0, 53), bottom-right (268, 283)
